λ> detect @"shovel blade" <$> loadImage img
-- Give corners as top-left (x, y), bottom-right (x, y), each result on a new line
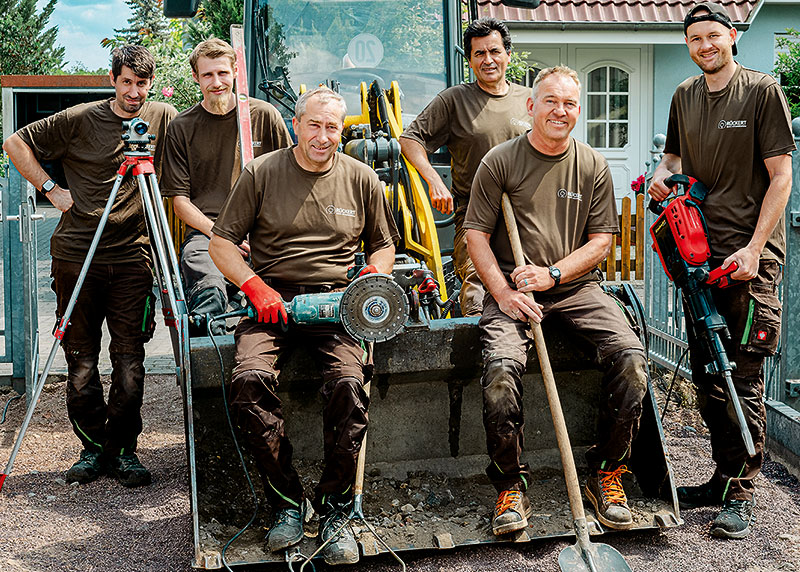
top-left (558, 541), bottom-right (632, 572)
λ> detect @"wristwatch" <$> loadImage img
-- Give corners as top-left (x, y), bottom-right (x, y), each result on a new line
top-left (41, 179), bottom-right (56, 194)
top-left (548, 266), bottom-right (562, 286)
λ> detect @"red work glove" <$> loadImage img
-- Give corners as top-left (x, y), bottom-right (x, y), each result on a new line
top-left (240, 276), bottom-right (288, 324)
top-left (357, 264), bottom-right (378, 278)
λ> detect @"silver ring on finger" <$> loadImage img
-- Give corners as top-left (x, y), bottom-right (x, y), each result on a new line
top-left (523, 279), bottom-right (528, 286)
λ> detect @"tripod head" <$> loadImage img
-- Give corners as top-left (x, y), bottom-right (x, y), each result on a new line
top-left (121, 118), bottom-right (155, 155)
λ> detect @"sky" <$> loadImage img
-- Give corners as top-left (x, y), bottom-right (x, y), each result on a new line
top-left (42, 0), bottom-right (132, 71)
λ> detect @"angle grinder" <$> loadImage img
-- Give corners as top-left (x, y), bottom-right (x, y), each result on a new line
top-left (206, 273), bottom-right (409, 343)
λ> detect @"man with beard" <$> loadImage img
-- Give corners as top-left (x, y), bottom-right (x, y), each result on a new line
top-left (209, 87), bottom-right (398, 565)
top-left (648, 2), bottom-right (794, 539)
top-left (161, 38), bottom-right (291, 335)
top-left (3, 45), bottom-right (177, 487)
top-left (400, 18), bottom-right (530, 317)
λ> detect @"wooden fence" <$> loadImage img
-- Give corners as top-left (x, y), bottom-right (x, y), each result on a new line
top-left (601, 193), bottom-right (645, 281)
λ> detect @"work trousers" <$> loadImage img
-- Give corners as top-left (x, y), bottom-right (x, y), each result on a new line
top-left (51, 257), bottom-right (156, 457)
top-left (180, 230), bottom-right (230, 335)
top-left (229, 291), bottom-right (372, 512)
top-left (687, 260), bottom-right (782, 502)
top-left (478, 282), bottom-right (648, 492)
top-left (453, 209), bottom-right (484, 317)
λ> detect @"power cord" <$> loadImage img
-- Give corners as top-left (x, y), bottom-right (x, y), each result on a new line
top-left (205, 313), bottom-right (260, 572)
top-left (660, 346), bottom-right (690, 424)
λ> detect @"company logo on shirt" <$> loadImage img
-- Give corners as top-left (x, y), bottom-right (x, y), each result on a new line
top-left (253, 140), bottom-right (262, 148)
top-left (718, 119), bottom-right (747, 129)
top-left (510, 118), bottom-right (530, 129)
top-left (557, 188), bottom-right (582, 202)
top-left (326, 204), bottom-right (356, 218)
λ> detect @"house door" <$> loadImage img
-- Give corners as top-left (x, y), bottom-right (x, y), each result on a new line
top-left (574, 48), bottom-right (648, 202)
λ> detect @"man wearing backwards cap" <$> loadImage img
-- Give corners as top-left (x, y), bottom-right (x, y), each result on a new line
top-left (648, 1), bottom-right (794, 539)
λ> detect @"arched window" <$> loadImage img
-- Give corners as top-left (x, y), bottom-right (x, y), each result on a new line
top-left (586, 66), bottom-right (629, 149)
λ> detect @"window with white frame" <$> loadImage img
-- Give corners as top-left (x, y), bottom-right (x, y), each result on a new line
top-left (586, 66), bottom-right (629, 149)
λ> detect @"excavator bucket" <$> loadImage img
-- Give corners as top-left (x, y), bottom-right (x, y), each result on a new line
top-left (183, 285), bottom-right (680, 569)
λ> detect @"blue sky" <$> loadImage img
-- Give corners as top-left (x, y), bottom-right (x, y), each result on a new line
top-left (43, 0), bottom-right (132, 70)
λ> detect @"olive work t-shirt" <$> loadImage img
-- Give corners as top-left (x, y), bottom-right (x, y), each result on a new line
top-left (664, 64), bottom-right (796, 263)
top-left (16, 99), bottom-right (177, 264)
top-left (464, 134), bottom-right (619, 295)
top-left (400, 81), bottom-right (531, 207)
top-left (160, 98), bottom-right (292, 220)
top-left (212, 148), bottom-right (400, 286)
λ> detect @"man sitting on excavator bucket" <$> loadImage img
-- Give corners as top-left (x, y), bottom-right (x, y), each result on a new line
top-left (208, 86), bottom-right (399, 565)
top-left (465, 66), bottom-right (650, 535)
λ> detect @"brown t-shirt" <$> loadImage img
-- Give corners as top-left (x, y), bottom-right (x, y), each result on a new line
top-left (464, 134), bottom-right (618, 294)
top-left (160, 98), bottom-right (291, 219)
top-left (16, 99), bottom-right (177, 264)
top-left (212, 148), bottom-right (400, 286)
top-left (400, 81), bottom-right (530, 207)
top-left (664, 64), bottom-right (796, 263)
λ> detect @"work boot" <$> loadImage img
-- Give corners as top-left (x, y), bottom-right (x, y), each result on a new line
top-left (318, 498), bottom-right (359, 565)
top-left (678, 480), bottom-right (722, 509)
top-left (109, 453), bottom-right (151, 487)
top-left (585, 465), bottom-right (634, 529)
top-left (65, 449), bottom-right (105, 484)
top-left (492, 487), bottom-right (532, 535)
top-left (710, 497), bottom-right (755, 539)
top-left (266, 500), bottom-right (308, 552)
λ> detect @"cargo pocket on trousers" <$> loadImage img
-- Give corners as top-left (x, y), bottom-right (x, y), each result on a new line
top-left (740, 289), bottom-right (781, 355)
top-left (142, 290), bottom-right (157, 342)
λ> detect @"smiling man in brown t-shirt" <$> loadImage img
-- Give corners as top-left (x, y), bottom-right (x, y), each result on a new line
top-left (400, 18), bottom-right (530, 317)
top-left (209, 86), bottom-right (398, 565)
top-left (161, 38), bottom-right (291, 335)
top-left (3, 45), bottom-right (177, 489)
top-left (465, 66), bottom-right (648, 537)
top-left (648, 1), bottom-right (795, 539)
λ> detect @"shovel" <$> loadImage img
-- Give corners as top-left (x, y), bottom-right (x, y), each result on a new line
top-left (501, 194), bottom-right (632, 572)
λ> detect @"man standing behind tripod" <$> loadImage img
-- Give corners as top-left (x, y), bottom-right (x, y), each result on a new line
top-left (2, 45), bottom-right (177, 488)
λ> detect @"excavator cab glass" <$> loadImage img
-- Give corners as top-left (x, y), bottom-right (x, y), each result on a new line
top-left (252, 0), bottom-right (449, 124)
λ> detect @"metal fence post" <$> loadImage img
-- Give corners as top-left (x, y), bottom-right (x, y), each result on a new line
top-left (778, 118), bottom-right (800, 409)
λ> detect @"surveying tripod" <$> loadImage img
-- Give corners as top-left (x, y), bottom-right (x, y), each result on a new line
top-left (0, 118), bottom-right (192, 491)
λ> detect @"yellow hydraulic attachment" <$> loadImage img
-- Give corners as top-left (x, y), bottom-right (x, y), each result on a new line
top-left (343, 81), bottom-right (448, 299)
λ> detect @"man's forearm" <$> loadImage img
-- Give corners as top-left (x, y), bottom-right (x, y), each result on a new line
top-left (466, 229), bottom-right (511, 297)
top-left (555, 234), bottom-right (612, 283)
top-left (366, 244), bottom-right (396, 275)
top-left (400, 137), bottom-right (442, 188)
top-left (208, 233), bottom-right (255, 287)
top-left (3, 134), bottom-right (51, 190)
top-left (173, 196), bottom-right (215, 237)
top-left (747, 154), bottom-right (792, 256)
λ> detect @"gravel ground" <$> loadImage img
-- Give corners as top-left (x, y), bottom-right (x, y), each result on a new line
top-left (1, 374), bottom-right (799, 572)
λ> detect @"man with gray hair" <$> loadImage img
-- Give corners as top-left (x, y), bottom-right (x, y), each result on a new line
top-left (209, 86), bottom-right (399, 564)
top-left (465, 66), bottom-right (648, 536)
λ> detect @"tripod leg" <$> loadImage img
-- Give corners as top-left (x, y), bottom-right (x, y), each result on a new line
top-left (1, 171), bottom-right (128, 491)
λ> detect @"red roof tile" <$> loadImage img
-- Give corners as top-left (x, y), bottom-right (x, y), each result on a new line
top-left (477, 0), bottom-right (761, 25)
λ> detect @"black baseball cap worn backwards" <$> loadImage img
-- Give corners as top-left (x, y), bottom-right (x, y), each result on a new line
top-left (684, 2), bottom-right (738, 55)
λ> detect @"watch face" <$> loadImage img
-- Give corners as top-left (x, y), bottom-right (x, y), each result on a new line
top-left (42, 179), bottom-right (55, 192)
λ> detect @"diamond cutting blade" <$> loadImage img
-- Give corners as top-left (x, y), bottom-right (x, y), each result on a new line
top-left (340, 274), bottom-right (409, 343)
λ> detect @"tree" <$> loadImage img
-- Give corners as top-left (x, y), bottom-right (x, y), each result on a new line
top-left (775, 28), bottom-right (800, 119)
top-left (202, 0), bottom-right (243, 44)
top-left (0, 0), bottom-right (65, 75)
top-left (103, 0), bottom-right (171, 48)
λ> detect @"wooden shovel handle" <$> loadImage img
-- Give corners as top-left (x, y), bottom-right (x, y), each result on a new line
top-left (353, 381), bottom-right (371, 497)
top-left (501, 194), bottom-right (587, 522)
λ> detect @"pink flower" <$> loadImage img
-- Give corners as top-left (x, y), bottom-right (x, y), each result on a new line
top-left (630, 174), bottom-right (646, 193)
top-left (162, 86), bottom-right (174, 97)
